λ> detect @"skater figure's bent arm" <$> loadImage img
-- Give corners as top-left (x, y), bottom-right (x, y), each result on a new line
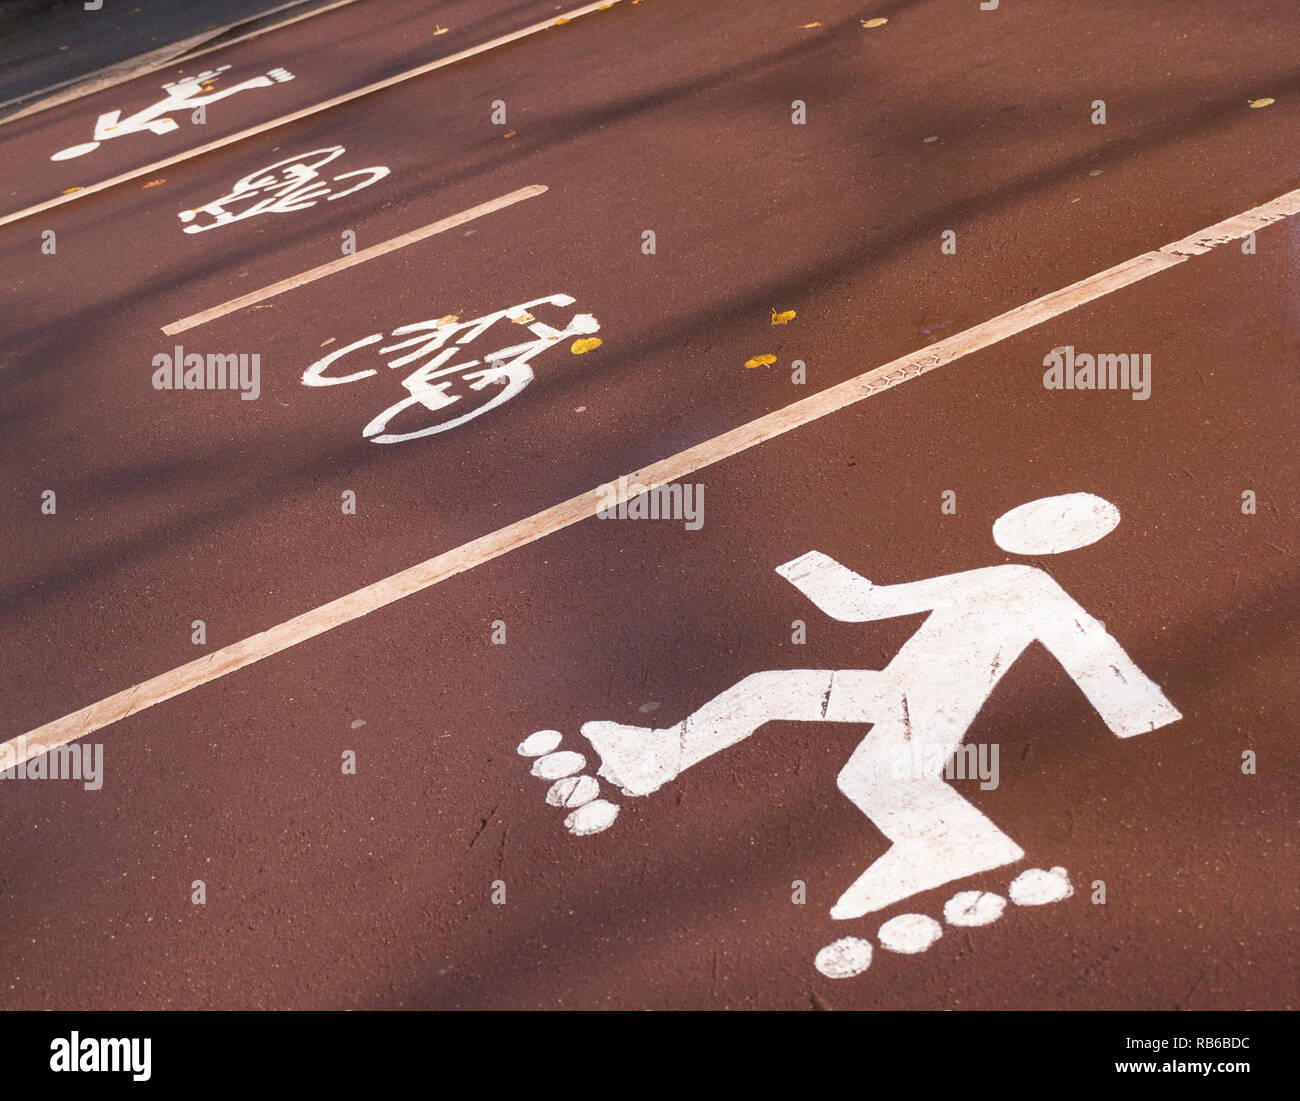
top-left (776, 550), bottom-right (957, 622)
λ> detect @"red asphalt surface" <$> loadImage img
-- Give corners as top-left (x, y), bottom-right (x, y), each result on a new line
top-left (0, 0), bottom-right (1297, 1008)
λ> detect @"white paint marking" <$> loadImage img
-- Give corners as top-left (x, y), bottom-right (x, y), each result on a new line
top-left (877, 914), bottom-right (943, 954)
top-left (160, 185), bottom-right (547, 334)
top-left (517, 729), bottom-right (563, 757)
top-left (531, 750), bottom-right (586, 780)
top-left (1009, 866), bottom-right (1074, 906)
top-left (943, 890), bottom-right (1007, 927)
top-left (301, 291), bottom-right (599, 442)
top-left (0, 1), bottom-right (624, 228)
top-left (51, 66), bottom-right (297, 161)
top-left (178, 146), bottom-right (389, 233)
top-left (814, 937), bottom-right (873, 979)
top-left (546, 775), bottom-right (600, 808)
top-left (564, 799), bottom-right (619, 836)
top-left (4, 188), bottom-right (1295, 769)
top-left (993, 492), bottom-right (1119, 554)
top-left (579, 496), bottom-right (1181, 917)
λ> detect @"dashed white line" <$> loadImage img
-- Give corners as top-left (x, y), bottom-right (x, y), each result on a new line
top-left (161, 184), bottom-right (548, 334)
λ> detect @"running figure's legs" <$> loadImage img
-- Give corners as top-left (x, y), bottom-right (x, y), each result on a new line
top-left (580, 668), bottom-right (1024, 917)
top-left (829, 701), bottom-right (1024, 919)
top-left (582, 669), bottom-right (883, 797)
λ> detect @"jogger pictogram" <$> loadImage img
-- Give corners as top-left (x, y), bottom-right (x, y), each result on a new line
top-left (50, 66), bottom-right (296, 162)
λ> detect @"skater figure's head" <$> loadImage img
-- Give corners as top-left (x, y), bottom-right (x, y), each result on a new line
top-left (992, 492), bottom-right (1120, 555)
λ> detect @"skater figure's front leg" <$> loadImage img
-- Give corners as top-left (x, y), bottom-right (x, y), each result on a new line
top-left (582, 669), bottom-right (877, 797)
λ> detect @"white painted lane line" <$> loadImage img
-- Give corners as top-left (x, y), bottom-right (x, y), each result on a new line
top-left (4, 185), bottom-right (1297, 768)
top-left (0, 0), bottom-right (623, 229)
top-left (161, 184), bottom-right (548, 335)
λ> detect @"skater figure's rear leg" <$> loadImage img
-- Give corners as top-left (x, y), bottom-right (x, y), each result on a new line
top-left (583, 669), bottom-right (877, 797)
top-left (829, 712), bottom-right (1024, 919)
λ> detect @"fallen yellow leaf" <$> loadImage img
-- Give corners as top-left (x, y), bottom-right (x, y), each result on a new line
top-left (1248, 97), bottom-right (1275, 108)
top-left (62, 186), bottom-right (82, 194)
top-left (745, 354), bottom-right (777, 368)
top-left (772, 309), bottom-right (796, 325)
top-left (861, 17), bottom-right (888, 28)
top-left (503, 130), bottom-right (516, 138)
top-left (801, 22), bottom-right (821, 28)
top-left (141, 179), bottom-right (166, 188)
top-left (555, 16), bottom-right (570, 24)
top-left (572, 338), bottom-right (603, 354)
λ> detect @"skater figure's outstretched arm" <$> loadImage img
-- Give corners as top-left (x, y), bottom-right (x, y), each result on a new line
top-left (775, 550), bottom-right (959, 621)
top-left (1036, 601), bottom-right (1181, 738)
